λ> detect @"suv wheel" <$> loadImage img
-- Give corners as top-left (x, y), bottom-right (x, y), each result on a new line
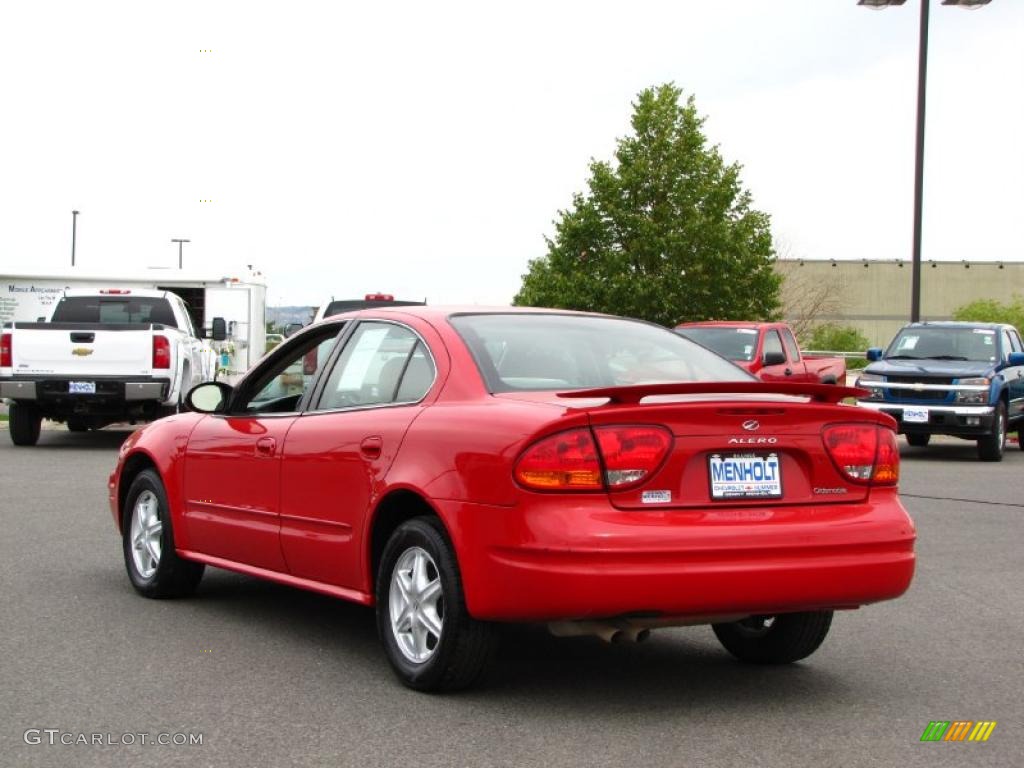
top-left (977, 403), bottom-right (1006, 462)
top-left (9, 402), bottom-right (42, 446)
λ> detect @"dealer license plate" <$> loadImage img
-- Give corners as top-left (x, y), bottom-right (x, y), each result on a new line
top-left (903, 407), bottom-right (929, 424)
top-left (709, 453), bottom-right (782, 499)
top-left (68, 381), bottom-right (96, 394)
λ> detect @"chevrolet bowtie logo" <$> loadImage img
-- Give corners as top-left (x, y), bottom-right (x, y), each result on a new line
top-left (71, 347), bottom-right (94, 357)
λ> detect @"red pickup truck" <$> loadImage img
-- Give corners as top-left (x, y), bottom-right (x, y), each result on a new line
top-left (675, 321), bottom-right (847, 384)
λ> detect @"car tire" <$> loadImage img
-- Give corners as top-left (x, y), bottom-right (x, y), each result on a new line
top-left (712, 611), bottom-right (833, 664)
top-left (376, 516), bottom-right (497, 692)
top-left (905, 433), bottom-right (930, 448)
top-left (976, 403), bottom-right (1006, 462)
top-left (66, 417), bottom-right (90, 432)
top-left (9, 402), bottom-right (42, 446)
top-left (122, 469), bottom-right (204, 598)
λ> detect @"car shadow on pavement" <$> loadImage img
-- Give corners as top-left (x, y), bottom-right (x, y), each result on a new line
top-left (22, 428), bottom-right (136, 450)
top-left (898, 442), bottom-right (1014, 463)
top-left (169, 568), bottom-right (849, 711)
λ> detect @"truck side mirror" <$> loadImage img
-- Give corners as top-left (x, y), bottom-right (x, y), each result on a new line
top-left (284, 323), bottom-right (303, 338)
top-left (1008, 352), bottom-right (1024, 366)
top-left (866, 348), bottom-right (882, 362)
top-left (211, 317), bottom-right (228, 342)
top-left (762, 351), bottom-right (786, 366)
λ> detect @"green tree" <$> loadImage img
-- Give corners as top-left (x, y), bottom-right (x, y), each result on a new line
top-left (952, 295), bottom-right (1024, 331)
top-left (805, 323), bottom-right (870, 354)
top-left (514, 83), bottom-right (780, 326)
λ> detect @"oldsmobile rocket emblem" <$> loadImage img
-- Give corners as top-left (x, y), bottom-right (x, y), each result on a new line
top-left (741, 419), bottom-right (760, 432)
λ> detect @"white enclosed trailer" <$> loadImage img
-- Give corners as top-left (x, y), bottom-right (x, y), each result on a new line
top-left (0, 267), bottom-right (267, 375)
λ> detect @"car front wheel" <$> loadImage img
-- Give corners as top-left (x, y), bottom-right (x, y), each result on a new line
top-left (376, 517), bottom-right (496, 692)
top-left (712, 611), bottom-right (833, 664)
top-left (977, 403), bottom-right (1006, 462)
top-left (122, 469), bottom-right (204, 598)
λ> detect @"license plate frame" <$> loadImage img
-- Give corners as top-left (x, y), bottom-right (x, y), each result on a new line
top-left (68, 381), bottom-right (96, 395)
top-left (903, 407), bottom-right (929, 424)
top-left (708, 452), bottom-right (783, 500)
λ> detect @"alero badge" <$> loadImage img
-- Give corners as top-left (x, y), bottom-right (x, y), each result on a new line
top-left (71, 347), bottom-right (94, 357)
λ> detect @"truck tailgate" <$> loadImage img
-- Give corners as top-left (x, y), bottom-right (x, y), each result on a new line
top-left (10, 324), bottom-right (157, 377)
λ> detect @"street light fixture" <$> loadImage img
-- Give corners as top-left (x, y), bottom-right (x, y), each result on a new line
top-left (171, 238), bottom-right (191, 270)
top-left (859, 0), bottom-right (993, 322)
top-left (71, 210), bottom-right (79, 267)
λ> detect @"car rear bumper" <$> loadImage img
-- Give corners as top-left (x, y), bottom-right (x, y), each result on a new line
top-left (857, 401), bottom-right (996, 437)
top-left (440, 490), bottom-right (916, 622)
top-left (0, 376), bottom-right (172, 414)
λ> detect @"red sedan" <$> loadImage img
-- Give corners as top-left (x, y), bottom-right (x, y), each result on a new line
top-left (108, 307), bottom-right (915, 691)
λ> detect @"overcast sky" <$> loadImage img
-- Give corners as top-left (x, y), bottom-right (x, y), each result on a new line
top-left (1, 0), bottom-right (1021, 307)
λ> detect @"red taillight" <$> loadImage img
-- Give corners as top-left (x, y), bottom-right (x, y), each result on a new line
top-left (152, 335), bottom-right (171, 369)
top-left (1, 332), bottom-right (11, 368)
top-left (365, 293), bottom-right (394, 301)
top-left (303, 349), bottom-right (318, 375)
top-left (514, 428), bottom-right (603, 490)
top-left (515, 425), bottom-right (672, 492)
top-left (99, 289), bottom-right (131, 294)
top-left (823, 424), bottom-right (899, 486)
top-left (593, 425), bottom-right (672, 488)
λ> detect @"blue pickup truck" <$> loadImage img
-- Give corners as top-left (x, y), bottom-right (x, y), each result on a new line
top-left (856, 322), bottom-right (1024, 461)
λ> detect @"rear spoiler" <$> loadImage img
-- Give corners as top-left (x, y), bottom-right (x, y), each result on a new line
top-left (557, 381), bottom-right (867, 405)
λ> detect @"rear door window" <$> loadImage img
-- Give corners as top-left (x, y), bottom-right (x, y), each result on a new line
top-left (316, 322), bottom-right (434, 410)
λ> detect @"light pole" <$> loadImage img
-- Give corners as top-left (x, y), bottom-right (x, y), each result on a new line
top-left (858, 0), bottom-right (992, 323)
top-left (71, 210), bottom-right (79, 267)
top-left (171, 238), bottom-right (190, 270)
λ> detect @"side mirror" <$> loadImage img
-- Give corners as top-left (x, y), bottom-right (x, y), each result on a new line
top-left (186, 381), bottom-right (233, 414)
top-left (210, 317), bottom-right (228, 342)
top-left (1008, 352), bottom-right (1024, 367)
top-left (284, 323), bottom-right (304, 338)
top-left (866, 348), bottom-right (883, 362)
top-left (762, 351), bottom-right (786, 366)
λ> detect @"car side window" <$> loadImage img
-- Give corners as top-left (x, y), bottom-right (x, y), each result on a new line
top-left (316, 322), bottom-right (433, 410)
top-left (1000, 330), bottom-right (1016, 360)
top-left (1009, 330), bottom-right (1023, 354)
top-left (763, 330), bottom-right (785, 362)
top-left (780, 328), bottom-right (801, 362)
top-left (236, 326), bottom-right (342, 414)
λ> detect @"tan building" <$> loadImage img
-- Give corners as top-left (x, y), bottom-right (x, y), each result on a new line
top-left (777, 258), bottom-right (1024, 348)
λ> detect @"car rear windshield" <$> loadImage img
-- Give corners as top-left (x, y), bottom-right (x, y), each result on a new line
top-left (886, 326), bottom-right (998, 363)
top-left (674, 326), bottom-right (759, 362)
top-left (50, 297), bottom-right (178, 327)
top-left (451, 313), bottom-right (751, 392)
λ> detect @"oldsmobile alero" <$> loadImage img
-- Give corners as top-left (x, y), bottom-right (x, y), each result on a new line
top-left (108, 307), bottom-right (916, 691)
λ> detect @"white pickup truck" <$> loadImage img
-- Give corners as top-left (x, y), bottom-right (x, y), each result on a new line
top-left (1, 288), bottom-right (223, 445)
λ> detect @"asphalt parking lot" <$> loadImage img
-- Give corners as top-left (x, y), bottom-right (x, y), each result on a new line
top-left (1, 426), bottom-right (1021, 768)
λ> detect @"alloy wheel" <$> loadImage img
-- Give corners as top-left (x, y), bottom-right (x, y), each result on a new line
top-left (389, 546), bottom-right (445, 663)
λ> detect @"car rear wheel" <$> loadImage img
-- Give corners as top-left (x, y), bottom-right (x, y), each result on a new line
top-left (9, 402), bottom-right (42, 446)
top-left (66, 417), bottom-right (90, 432)
top-left (976, 403), bottom-right (1006, 462)
top-left (712, 611), bottom-right (833, 664)
top-left (376, 517), bottom-right (496, 692)
top-left (905, 433), bottom-right (930, 448)
top-left (123, 469), bottom-right (204, 598)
